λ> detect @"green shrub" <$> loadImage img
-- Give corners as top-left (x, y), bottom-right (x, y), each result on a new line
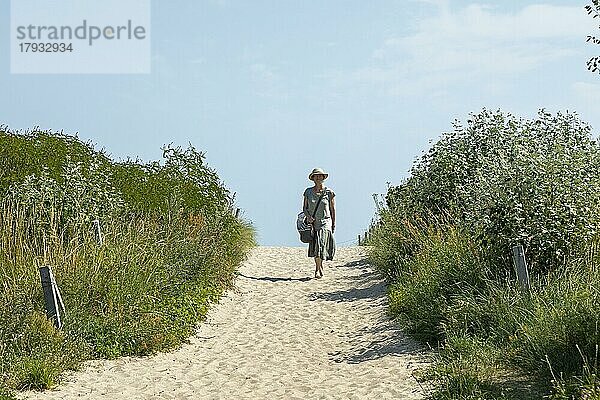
top-left (111, 144), bottom-right (231, 217)
top-left (372, 110), bottom-right (600, 398)
top-left (510, 265), bottom-right (600, 379)
top-left (0, 389), bottom-right (17, 400)
top-left (386, 109), bottom-right (600, 274)
top-left (373, 219), bottom-right (486, 343)
top-left (424, 335), bottom-right (509, 400)
top-left (0, 127), bottom-right (109, 192)
top-left (0, 127), bottom-right (255, 394)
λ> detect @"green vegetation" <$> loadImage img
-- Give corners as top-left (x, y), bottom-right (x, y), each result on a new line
top-left (0, 126), bottom-right (255, 395)
top-left (586, 1), bottom-right (600, 74)
top-left (369, 110), bottom-right (600, 399)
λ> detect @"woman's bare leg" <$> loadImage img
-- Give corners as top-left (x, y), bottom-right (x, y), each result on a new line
top-left (314, 257), bottom-right (323, 278)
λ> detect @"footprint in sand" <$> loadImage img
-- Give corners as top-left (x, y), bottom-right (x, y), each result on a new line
top-left (21, 246), bottom-right (429, 400)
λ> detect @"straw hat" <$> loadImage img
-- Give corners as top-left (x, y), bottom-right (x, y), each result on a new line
top-left (308, 167), bottom-right (329, 181)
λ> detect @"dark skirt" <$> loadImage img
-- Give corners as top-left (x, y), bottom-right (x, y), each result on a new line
top-left (308, 225), bottom-right (336, 260)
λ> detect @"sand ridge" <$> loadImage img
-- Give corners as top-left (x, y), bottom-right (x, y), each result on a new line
top-left (21, 246), bottom-right (429, 399)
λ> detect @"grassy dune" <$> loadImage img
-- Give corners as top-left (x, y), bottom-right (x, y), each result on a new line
top-left (369, 110), bottom-right (600, 399)
top-left (0, 127), bottom-right (255, 398)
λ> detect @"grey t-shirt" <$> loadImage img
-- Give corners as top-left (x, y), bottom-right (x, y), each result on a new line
top-left (303, 186), bottom-right (335, 229)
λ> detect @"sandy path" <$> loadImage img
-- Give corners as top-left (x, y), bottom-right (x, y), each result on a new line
top-left (22, 246), bottom-right (428, 399)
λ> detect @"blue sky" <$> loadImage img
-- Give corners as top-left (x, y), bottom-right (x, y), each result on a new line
top-left (2, 1), bottom-right (599, 246)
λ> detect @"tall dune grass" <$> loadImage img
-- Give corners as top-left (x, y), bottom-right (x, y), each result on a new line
top-left (0, 127), bottom-right (255, 397)
top-left (370, 110), bottom-right (600, 399)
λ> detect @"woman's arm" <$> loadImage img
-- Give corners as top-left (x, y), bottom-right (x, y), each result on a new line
top-left (303, 195), bottom-right (315, 223)
top-left (330, 196), bottom-right (336, 233)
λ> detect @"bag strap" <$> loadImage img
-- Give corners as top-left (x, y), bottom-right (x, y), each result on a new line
top-left (311, 188), bottom-right (327, 219)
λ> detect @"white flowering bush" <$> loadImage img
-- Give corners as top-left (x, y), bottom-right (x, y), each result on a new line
top-left (386, 109), bottom-right (600, 274)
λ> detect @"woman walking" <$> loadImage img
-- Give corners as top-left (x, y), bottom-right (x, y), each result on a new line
top-left (303, 167), bottom-right (336, 278)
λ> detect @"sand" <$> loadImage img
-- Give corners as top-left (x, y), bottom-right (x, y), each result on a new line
top-left (21, 246), bottom-right (429, 399)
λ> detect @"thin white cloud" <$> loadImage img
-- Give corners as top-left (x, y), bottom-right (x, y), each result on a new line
top-left (332, 3), bottom-right (596, 95)
top-left (420, 4), bottom-right (591, 40)
top-left (250, 63), bottom-right (277, 82)
top-left (572, 81), bottom-right (600, 103)
top-left (249, 63), bottom-right (289, 100)
top-left (387, 4), bottom-right (592, 72)
top-left (206, 0), bottom-right (234, 7)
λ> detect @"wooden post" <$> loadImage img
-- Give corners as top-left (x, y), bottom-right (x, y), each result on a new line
top-left (235, 208), bottom-right (240, 219)
top-left (39, 266), bottom-right (65, 329)
top-left (358, 234), bottom-right (361, 246)
top-left (512, 245), bottom-right (530, 291)
top-left (93, 219), bottom-right (103, 246)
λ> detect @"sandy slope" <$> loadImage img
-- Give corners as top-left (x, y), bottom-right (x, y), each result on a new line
top-left (21, 246), bottom-right (429, 400)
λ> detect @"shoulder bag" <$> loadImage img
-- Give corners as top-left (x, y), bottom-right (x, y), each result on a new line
top-left (297, 189), bottom-right (326, 243)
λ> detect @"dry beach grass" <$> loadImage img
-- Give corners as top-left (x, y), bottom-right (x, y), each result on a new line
top-left (21, 246), bottom-right (429, 400)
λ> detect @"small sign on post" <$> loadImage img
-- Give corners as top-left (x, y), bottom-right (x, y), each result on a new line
top-left (512, 245), bottom-right (530, 291)
top-left (39, 266), bottom-right (66, 329)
